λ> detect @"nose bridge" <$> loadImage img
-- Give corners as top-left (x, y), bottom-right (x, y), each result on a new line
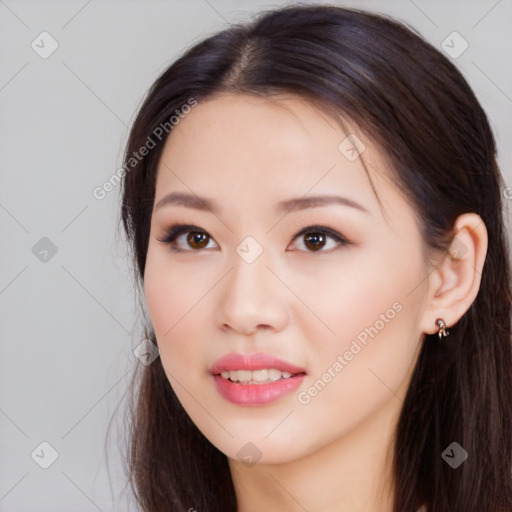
top-left (217, 238), bottom-right (287, 333)
top-left (228, 240), bottom-right (272, 301)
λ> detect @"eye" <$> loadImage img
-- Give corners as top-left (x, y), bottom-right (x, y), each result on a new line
top-left (288, 225), bottom-right (351, 253)
top-left (156, 223), bottom-right (352, 253)
top-left (156, 224), bottom-right (217, 252)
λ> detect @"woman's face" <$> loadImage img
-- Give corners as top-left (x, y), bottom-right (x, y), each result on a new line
top-left (144, 92), bottom-right (431, 464)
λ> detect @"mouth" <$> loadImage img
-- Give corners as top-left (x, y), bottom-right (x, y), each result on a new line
top-left (210, 352), bottom-right (307, 405)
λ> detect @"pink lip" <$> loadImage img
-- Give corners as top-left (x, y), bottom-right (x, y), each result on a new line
top-left (210, 352), bottom-right (307, 406)
top-left (210, 352), bottom-right (307, 374)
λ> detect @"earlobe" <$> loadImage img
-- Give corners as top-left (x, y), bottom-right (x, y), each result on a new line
top-left (421, 213), bottom-right (488, 336)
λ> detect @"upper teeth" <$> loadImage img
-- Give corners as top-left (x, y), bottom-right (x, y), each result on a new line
top-left (221, 369), bottom-right (294, 383)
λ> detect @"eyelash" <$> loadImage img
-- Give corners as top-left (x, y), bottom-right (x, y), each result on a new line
top-left (156, 223), bottom-right (352, 254)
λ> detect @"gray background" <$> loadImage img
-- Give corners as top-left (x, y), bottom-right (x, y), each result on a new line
top-left (1, 0), bottom-right (511, 510)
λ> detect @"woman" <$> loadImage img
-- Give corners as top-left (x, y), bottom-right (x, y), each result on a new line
top-left (119, 4), bottom-right (512, 511)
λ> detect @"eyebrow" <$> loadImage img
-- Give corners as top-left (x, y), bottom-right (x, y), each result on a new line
top-left (153, 191), bottom-right (370, 215)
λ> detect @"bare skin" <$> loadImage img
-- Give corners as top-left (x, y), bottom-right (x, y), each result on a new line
top-left (143, 92), bottom-right (487, 511)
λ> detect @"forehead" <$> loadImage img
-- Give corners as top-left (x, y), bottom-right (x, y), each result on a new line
top-left (155, 92), bottom-right (406, 223)
top-left (162, 92), bottom-right (356, 173)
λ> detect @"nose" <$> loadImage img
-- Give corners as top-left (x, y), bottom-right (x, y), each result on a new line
top-left (216, 249), bottom-right (289, 335)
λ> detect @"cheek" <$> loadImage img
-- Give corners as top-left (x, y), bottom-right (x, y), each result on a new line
top-left (144, 244), bottom-right (206, 329)
top-left (143, 252), bottom-right (204, 368)
top-left (289, 241), bottom-right (419, 353)
top-left (143, 255), bottom-right (229, 450)
top-left (281, 289), bottom-right (422, 463)
top-left (291, 244), bottom-right (424, 413)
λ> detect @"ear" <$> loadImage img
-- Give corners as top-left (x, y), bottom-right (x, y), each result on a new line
top-left (419, 213), bottom-right (488, 336)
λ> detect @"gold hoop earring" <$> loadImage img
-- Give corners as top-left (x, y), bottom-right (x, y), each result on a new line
top-left (435, 318), bottom-right (449, 340)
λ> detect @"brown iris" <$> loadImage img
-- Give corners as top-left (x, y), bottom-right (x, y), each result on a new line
top-left (303, 232), bottom-right (326, 251)
top-left (187, 232), bottom-right (209, 249)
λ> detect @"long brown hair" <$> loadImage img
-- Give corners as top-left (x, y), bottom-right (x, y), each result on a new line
top-left (118, 4), bottom-right (512, 511)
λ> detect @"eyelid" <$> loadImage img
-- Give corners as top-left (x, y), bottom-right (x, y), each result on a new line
top-left (156, 223), bottom-right (352, 253)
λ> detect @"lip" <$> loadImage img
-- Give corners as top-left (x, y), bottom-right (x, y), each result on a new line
top-left (210, 352), bottom-right (307, 406)
top-left (210, 352), bottom-right (307, 375)
top-left (213, 374), bottom-right (306, 406)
